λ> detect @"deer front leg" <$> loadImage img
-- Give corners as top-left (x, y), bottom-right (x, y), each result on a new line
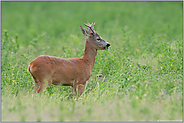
top-left (71, 85), bottom-right (77, 96)
top-left (71, 83), bottom-right (86, 100)
top-left (77, 83), bottom-right (86, 96)
top-left (71, 84), bottom-right (86, 101)
top-left (71, 80), bottom-right (87, 100)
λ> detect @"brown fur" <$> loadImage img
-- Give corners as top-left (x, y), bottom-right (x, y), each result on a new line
top-left (28, 22), bottom-right (110, 96)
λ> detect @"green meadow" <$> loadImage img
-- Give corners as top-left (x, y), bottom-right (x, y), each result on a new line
top-left (1, 1), bottom-right (183, 122)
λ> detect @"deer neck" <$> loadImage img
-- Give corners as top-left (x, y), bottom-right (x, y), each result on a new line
top-left (81, 39), bottom-right (97, 70)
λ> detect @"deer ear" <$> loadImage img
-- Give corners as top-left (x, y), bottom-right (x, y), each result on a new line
top-left (80, 26), bottom-right (90, 36)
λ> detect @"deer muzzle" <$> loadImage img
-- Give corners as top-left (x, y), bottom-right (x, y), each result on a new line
top-left (105, 43), bottom-right (110, 49)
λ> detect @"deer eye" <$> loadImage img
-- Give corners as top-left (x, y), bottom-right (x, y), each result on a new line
top-left (97, 38), bottom-right (101, 41)
top-left (90, 32), bottom-right (94, 36)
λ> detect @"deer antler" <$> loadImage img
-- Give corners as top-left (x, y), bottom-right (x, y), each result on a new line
top-left (84, 21), bottom-right (95, 33)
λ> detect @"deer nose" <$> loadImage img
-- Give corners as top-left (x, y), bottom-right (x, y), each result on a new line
top-left (106, 43), bottom-right (110, 47)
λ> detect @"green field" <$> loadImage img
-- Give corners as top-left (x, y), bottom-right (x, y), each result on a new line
top-left (1, 1), bottom-right (183, 122)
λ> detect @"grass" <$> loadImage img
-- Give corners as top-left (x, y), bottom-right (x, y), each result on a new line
top-left (1, 1), bottom-right (183, 122)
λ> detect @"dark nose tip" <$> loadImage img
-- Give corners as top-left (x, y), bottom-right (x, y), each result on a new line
top-left (107, 43), bottom-right (110, 47)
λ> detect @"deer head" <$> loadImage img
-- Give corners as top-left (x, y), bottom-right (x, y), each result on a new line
top-left (80, 21), bottom-right (110, 50)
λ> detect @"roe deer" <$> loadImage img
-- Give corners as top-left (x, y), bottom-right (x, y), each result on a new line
top-left (28, 22), bottom-right (110, 96)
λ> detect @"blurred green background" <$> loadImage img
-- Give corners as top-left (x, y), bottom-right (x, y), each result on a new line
top-left (1, 1), bottom-right (183, 122)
